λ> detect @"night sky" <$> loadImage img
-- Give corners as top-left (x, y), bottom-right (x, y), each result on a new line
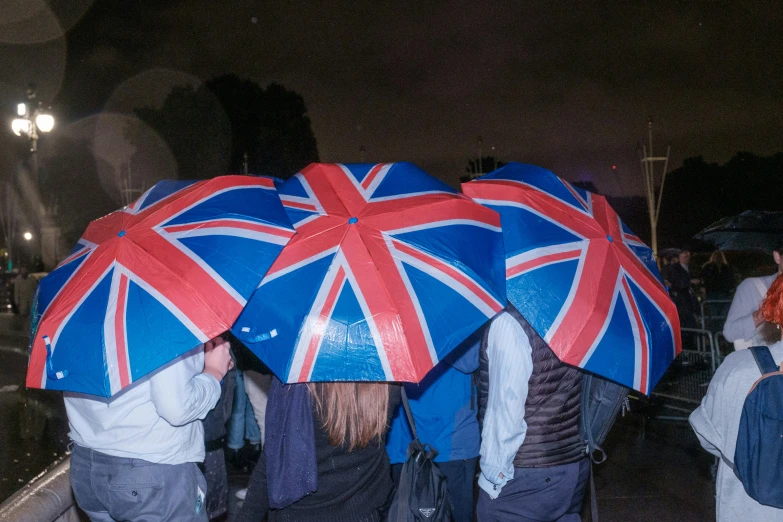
top-left (2, 0), bottom-right (782, 195)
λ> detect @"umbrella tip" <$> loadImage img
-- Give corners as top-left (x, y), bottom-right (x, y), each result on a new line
top-left (606, 235), bottom-right (614, 243)
top-left (118, 230), bottom-right (127, 238)
top-left (348, 217), bottom-right (359, 224)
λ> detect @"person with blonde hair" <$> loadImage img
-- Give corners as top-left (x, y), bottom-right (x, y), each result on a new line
top-left (701, 251), bottom-right (737, 324)
top-left (237, 380), bottom-right (401, 522)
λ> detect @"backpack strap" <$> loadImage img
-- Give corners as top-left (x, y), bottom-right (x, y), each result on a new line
top-left (401, 387), bottom-right (417, 440)
top-left (751, 278), bottom-right (768, 300)
top-left (581, 373), bottom-right (601, 522)
top-left (581, 373), bottom-right (607, 464)
top-left (589, 460), bottom-right (599, 522)
top-left (750, 346), bottom-right (780, 375)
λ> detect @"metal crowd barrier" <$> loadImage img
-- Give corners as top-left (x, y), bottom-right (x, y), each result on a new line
top-left (699, 299), bottom-right (732, 335)
top-left (0, 456), bottom-right (81, 522)
top-left (650, 327), bottom-right (719, 421)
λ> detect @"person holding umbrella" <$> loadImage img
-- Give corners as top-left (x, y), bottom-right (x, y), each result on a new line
top-left (67, 336), bottom-right (234, 521)
top-left (237, 380), bottom-right (401, 521)
top-left (232, 162), bottom-right (508, 521)
top-left (462, 163), bottom-right (680, 519)
top-left (386, 339), bottom-right (481, 522)
top-left (26, 176), bottom-right (297, 521)
top-left (476, 305), bottom-right (588, 522)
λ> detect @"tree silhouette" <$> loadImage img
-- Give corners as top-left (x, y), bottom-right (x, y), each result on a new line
top-left (135, 75), bottom-right (319, 180)
top-left (40, 136), bottom-right (116, 247)
top-left (656, 152), bottom-right (783, 248)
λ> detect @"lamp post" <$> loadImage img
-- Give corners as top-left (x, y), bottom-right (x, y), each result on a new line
top-left (10, 85), bottom-right (54, 266)
top-left (11, 85), bottom-right (55, 197)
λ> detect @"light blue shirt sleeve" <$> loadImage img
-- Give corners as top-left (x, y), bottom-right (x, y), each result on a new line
top-left (478, 312), bottom-right (534, 499)
top-left (150, 346), bottom-right (221, 427)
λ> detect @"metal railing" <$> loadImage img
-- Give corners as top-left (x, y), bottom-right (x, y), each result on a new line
top-left (699, 299), bottom-right (732, 333)
top-left (650, 327), bottom-right (720, 421)
top-left (0, 456), bottom-right (81, 522)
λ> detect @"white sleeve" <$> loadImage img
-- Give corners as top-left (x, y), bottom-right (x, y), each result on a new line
top-left (149, 345), bottom-right (221, 427)
top-left (478, 312), bottom-right (534, 499)
top-left (722, 279), bottom-right (761, 342)
top-left (689, 360), bottom-right (729, 459)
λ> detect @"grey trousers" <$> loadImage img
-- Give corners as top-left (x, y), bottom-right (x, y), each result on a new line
top-left (476, 458), bottom-right (589, 522)
top-left (70, 444), bottom-right (209, 522)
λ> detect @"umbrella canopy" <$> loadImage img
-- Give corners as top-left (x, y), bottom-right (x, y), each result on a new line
top-left (695, 210), bottom-right (783, 253)
top-left (462, 162), bottom-right (680, 394)
top-left (27, 176), bottom-right (295, 397)
top-left (658, 247), bottom-right (681, 259)
top-left (233, 162), bottom-right (507, 383)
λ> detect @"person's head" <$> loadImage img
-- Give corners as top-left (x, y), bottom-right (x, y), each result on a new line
top-left (761, 276), bottom-right (783, 344)
top-left (773, 239), bottom-right (783, 274)
top-left (678, 249), bottom-right (691, 266)
top-left (307, 381), bottom-right (391, 450)
top-left (19, 266), bottom-right (29, 278)
top-left (708, 251), bottom-right (727, 266)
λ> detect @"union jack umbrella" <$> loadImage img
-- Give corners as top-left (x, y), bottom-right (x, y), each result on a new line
top-left (27, 176), bottom-right (295, 397)
top-left (233, 162), bottom-right (506, 383)
top-left (462, 163), bottom-right (680, 394)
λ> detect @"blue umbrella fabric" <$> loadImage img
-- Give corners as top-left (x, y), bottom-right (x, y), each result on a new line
top-left (233, 162), bottom-right (507, 383)
top-left (28, 176), bottom-right (295, 397)
top-left (463, 163), bottom-right (680, 394)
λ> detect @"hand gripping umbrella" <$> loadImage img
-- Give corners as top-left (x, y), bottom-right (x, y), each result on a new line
top-left (462, 162), bottom-right (680, 394)
top-left (233, 162), bottom-right (507, 383)
top-left (27, 176), bottom-right (295, 397)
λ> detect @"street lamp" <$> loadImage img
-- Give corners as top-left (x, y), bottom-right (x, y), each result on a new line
top-left (11, 88), bottom-right (55, 152)
top-left (23, 231), bottom-right (33, 241)
top-left (10, 86), bottom-right (54, 268)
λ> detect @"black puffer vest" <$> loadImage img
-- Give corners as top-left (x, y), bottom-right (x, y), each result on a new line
top-left (478, 306), bottom-right (584, 468)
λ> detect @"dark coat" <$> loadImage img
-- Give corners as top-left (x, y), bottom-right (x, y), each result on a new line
top-left (668, 263), bottom-right (698, 326)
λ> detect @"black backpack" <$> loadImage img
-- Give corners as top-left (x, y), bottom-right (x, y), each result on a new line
top-left (387, 388), bottom-right (454, 522)
top-left (580, 371), bottom-right (630, 521)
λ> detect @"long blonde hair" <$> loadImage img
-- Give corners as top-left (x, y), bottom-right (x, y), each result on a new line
top-left (307, 382), bottom-right (391, 450)
top-left (704, 250), bottom-right (728, 269)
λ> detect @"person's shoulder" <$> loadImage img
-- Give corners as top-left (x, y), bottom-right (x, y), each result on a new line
top-left (492, 311), bottom-right (527, 336)
top-left (735, 276), bottom-right (762, 292)
top-left (716, 348), bottom-right (771, 389)
top-left (720, 348), bottom-right (756, 369)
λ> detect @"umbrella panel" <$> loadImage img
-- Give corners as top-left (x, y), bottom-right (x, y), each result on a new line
top-left (234, 163), bottom-right (506, 384)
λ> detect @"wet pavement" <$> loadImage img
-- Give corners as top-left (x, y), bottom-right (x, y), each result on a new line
top-left (0, 327), bottom-right (70, 503)
top-left (0, 319), bottom-right (717, 520)
top-left (590, 411), bottom-right (716, 521)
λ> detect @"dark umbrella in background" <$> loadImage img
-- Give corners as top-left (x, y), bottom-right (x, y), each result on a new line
top-left (658, 247), bottom-right (681, 258)
top-left (694, 210), bottom-right (783, 253)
